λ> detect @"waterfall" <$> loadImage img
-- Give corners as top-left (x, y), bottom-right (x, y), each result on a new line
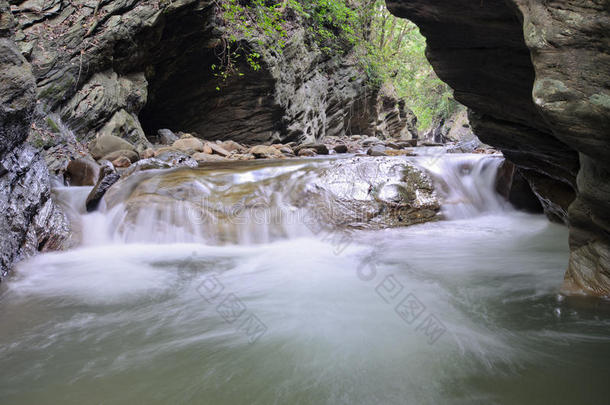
top-left (414, 152), bottom-right (510, 219)
top-left (52, 154), bottom-right (509, 248)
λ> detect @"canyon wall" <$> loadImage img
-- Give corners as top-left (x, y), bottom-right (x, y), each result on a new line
top-left (0, 0), bottom-right (68, 280)
top-left (387, 0), bottom-right (609, 296)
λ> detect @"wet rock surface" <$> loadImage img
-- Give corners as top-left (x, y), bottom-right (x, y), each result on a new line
top-left (99, 157), bottom-right (440, 245)
top-left (85, 162), bottom-right (120, 212)
top-left (302, 157), bottom-right (440, 229)
top-left (0, 3), bottom-right (69, 280)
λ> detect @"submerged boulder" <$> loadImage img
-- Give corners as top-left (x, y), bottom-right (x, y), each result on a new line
top-left (301, 157), bottom-right (440, 229)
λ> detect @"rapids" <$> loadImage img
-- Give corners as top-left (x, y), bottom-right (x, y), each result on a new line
top-left (1, 153), bottom-right (608, 404)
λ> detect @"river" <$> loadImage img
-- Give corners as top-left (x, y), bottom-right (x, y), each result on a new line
top-left (1, 153), bottom-right (608, 404)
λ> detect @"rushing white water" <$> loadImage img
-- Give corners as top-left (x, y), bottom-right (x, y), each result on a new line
top-left (1, 154), bottom-right (609, 404)
top-left (415, 152), bottom-right (509, 219)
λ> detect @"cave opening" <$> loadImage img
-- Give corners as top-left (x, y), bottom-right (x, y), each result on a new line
top-left (136, 7), bottom-right (284, 144)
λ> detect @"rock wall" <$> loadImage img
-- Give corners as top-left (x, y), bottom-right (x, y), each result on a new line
top-left (8, 0), bottom-right (414, 155)
top-left (386, 0), bottom-right (610, 296)
top-left (0, 1), bottom-right (68, 280)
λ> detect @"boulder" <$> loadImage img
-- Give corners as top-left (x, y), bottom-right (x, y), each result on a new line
top-left (172, 137), bottom-right (205, 153)
top-left (157, 129), bottom-right (178, 145)
top-left (279, 146), bottom-right (295, 156)
top-left (333, 144), bottom-right (349, 154)
top-left (298, 148), bottom-right (317, 157)
top-left (301, 157), bottom-right (441, 229)
top-left (154, 149), bottom-right (198, 168)
top-left (65, 158), bottom-right (100, 186)
top-left (202, 143), bottom-right (214, 154)
top-left (367, 145), bottom-right (387, 157)
top-left (192, 153), bottom-right (229, 162)
top-left (218, 140), bottom-right (244, 153)
top-left (97, 109), bottom-right (151, 152)
top-left (250, 145), bottom-right (283, 159)
top-left (102, 149), bottom-right (139, 163)
top-left (112, 156), bottom-right (132, 168)
top-left (385, 141), bottom-right (400, 150)
top-left (397, 140), bottom-right (417, 148)
top-left (295, 144), bottom-right (329, 155)
top-left (85, 162), bottom-right (121, 212)
top-left (362, 137), bottom-right (382, 147)
top-left (206, 142), bottom-right (231, 157)
top-left (89, 134), bottom-right (137, 160)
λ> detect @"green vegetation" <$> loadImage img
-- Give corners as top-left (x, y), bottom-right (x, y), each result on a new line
top-left (364, 1), bottom-right (459, 129)
top-left (213, 0), bottom-right (459, 130)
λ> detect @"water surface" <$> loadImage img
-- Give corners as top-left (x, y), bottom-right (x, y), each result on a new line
top-left (1, 155), bottom-right (608, 404)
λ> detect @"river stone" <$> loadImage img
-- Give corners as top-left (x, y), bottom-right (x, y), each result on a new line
top-left (192, 153), bottom-right (228, 162)
top-left (157, 129), bottom-right (178, 145)
top-left (65, 158), bottom-right (100, 186)
top-left (207, 142), bottom-right (231, 157)
top-left (367, 145), bottom-right (387, 156)
top-left (89, 134), bottom-right (137, 160)
top-left (141, 149), bottom-right (155, 159)
top-left (279, 146), bottom-right (295, 156)
top-left (112, 156), bottom-right (132, 168)
top-left (172, 137), bottom-right (205, 153)
top-left (298, 148), bottom-right (317, 157)
top-left (250, 145), bottom-right (283, 159)
top-left (396, 140), bottom-right (417, 148)
top-left (294, 144), bottom-right (329, 155)
top-left (333, 144), bottom-right (349, 154)
top-left (362, 137), bottom-right (382, 147)
top-left (86, 162), bottom-right (121, 212)
top-left (385, 141), bottom-right (400, 150)
top-left (102, 149), bottom-right (139, 163)
top-left (218, 140), bottom-right (244, 153)
top-left (154, 149), bottom-right (198, 168)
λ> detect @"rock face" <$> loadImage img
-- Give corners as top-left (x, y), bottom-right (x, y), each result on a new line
top-left (0, 1), bottom-right (68, 280)
top-left (8, 0), bottom-right (414, 160)
top-left (349, 85), bottom-right (419, 141)
top-left (387, 0), bottom-right (610, 296)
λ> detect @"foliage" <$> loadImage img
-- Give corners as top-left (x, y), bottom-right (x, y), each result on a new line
top-left (363, 1), bottom-right (459, 129)
top-left (213, 0), bottom-right (459, 130)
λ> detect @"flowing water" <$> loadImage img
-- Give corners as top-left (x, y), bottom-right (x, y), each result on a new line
top-left (1, 154), bottom-right (609, 404)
